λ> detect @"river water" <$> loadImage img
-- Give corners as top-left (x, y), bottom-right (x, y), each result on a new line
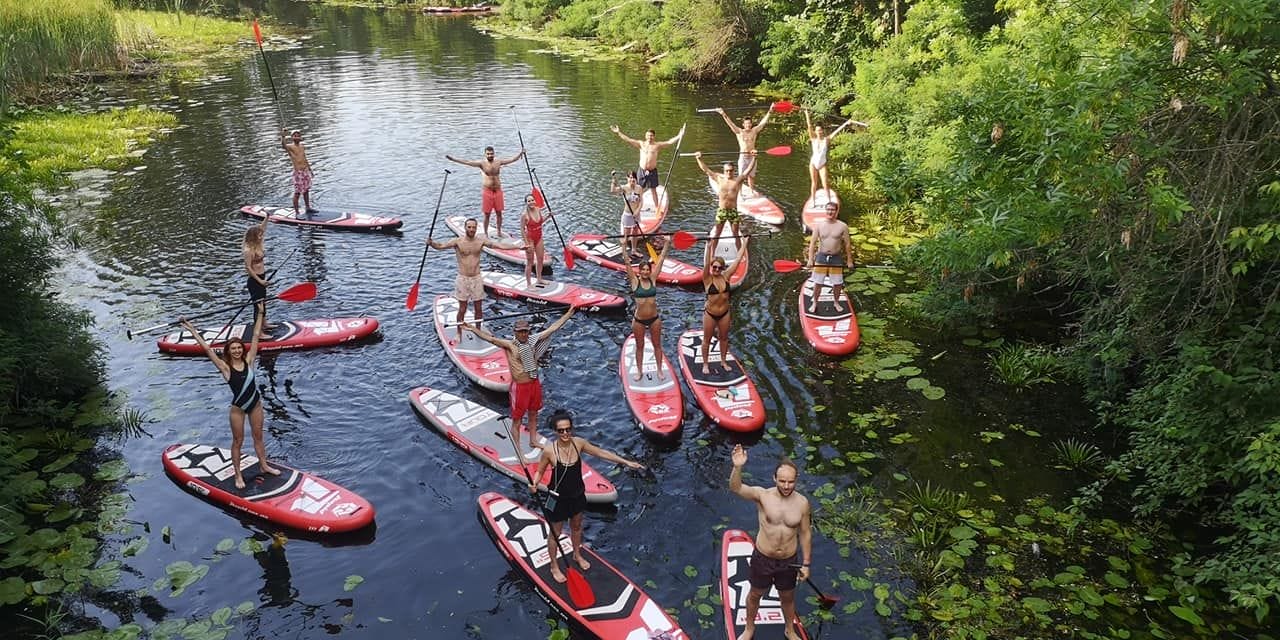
top-left (58, 4), bottom-right (1092, 639)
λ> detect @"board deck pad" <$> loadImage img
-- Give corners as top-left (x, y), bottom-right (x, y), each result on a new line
top-left (433, 295), bottom-right (511, 392)
top-left (677, 330), bottom-right (765, 432)
top-left (798, 280), bottom-right (860, 356)
top-left (162, 444), bottom-right (374, 533)
top-left (568, 234), bottom-right (703, 285)
top-left (721, 529), bottom-right (810, 640)
top-left (478, 493), bottom-right (686, 638)
top-left (239, 205), bottom-right (402, 232)
top-left (410, 387), bottom-right (617, 503)
top-left (800, 189), bottom-right (839, 233)
top-left (707, 177), bottom-right (785, 226)
top-left (632, 185), bottom-right (669, 235)
top-left (619, 334), bottom-right (683, 437)
top-left (444, 214), bottom-right (554, 267)
top-left (480, 271), bottom-right (626, 312)
top-left (157, 318), bottom-right (380, 355)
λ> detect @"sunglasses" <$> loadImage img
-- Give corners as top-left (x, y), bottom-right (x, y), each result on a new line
top-left (555, 427), bottom-right (573, 434)
top-left (711, 264), bottom-right (724, 270)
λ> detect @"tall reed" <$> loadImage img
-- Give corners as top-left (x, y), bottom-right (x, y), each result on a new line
top-left (0, 0), bottom-right (121, 108)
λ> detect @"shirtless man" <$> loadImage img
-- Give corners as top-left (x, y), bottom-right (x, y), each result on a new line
top-left (695, 150), bottom-right (756, 251)
top-left (428, 218), bottom-right (523, 340)
top-left (805, 201), bottom-right (855, 313)
top-left (445, 146), bottom-right (526, 238)
top-left (714, 107), bottom-right (773, 190)
top-left (729, 444), bottom-right (812, 640)
top-left (609, 124), bottom-right (684, 217)
top-left (462, 305), bottom-right (576, 451)
top-left (281, 129), bottom-right (317, 217)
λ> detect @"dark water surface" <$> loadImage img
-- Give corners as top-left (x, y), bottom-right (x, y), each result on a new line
top-left (58, 5), bottom-right (1092, 639)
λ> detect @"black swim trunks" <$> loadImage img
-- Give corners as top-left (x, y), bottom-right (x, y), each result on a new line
top-left (748, 549), bottom-right (800, 591)
top-left (638, 168), bottom-right (659, 189)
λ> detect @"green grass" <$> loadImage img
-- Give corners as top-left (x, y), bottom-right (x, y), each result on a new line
top-left (0, 0), bottom-right (121, 102)
top-left (7, 107), bottom-right (177, 183)
top-left (115, 9), bottom-right (255, 66)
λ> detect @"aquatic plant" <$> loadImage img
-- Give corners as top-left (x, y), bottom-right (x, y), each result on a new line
top-left (896, 481), bottom-right (968, 521)
top-left (989, 343), bottom-right (1059, 389)
top-left (0, 0), bottom-right (121, 106)
top-left (1052, 438), bottom-right (1104, 471)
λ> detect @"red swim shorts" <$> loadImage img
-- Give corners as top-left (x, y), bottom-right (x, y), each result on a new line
top-left (509, 378), bottom-right (543, 420)
top-left (482, 188), bottom-right (505, 214)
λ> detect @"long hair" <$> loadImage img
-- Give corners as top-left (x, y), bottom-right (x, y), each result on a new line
top-left (243, 225), bottom-right (264, 254)
top-left (221, 337), bottom-right (248, 365)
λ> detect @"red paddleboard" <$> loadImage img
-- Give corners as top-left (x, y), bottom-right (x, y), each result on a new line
top-left (443, 214), bottom-right (554, 268)
top-left (707, 224), bottom-right (749, 290)
top-left (619, 334), bottom-right (683, 437)
top-left (162, 444), bottom-right (374, 534)
top-left (409, 387), bottom-right (617, 503)
top-left (800, 189), bottom-right (839, 233)
top-left (568, 234), bottom-right (703, 285)
top-left (798, 280), bottom-right (860, 356)
top-left (721, 529), bottom-right (811, 640)
top-left (157, 318), bottom-right (379, 355)
top-left (480, 271), bottom-right (625, 312)
top-left (239, 205), bottom-right (402, 232)
top-left (677, 330), bottom-right (766, 432)
top-left (434, 295), bottom-right (511, 392)
top-left (478, 493), bottom-right (687, 639)
top-left (632, 185), bottom-right (669, 235)
top-left (707, 177), bottom-right (785, 226)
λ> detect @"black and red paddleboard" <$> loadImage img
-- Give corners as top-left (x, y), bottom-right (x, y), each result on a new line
top-left (481, 271), bottom-right (626, 312)
top-left (707, 177), bottom-right (785, 226)
top-left (433, 295), bottom-right (511, 392)
top-left (239, 205), bottom-right (402, 232)
top-left (618, 333), bottom-right (683, 438)
top-left (677, 330), bottom-right (766, 432)
top-left (707, 224), bottom-right (749, 290)
top-left (157, 318), bottom-right (380, 355)
top-left (162, 444), bottom-right (374, 534)
top-left (568, 234), bottom-right (703, 286)
top-left (721, 529), bottom-right (810, 640)
top-left (410, 387), bottom-right (618, 503)
top-left (800, 189), bottom-right (839, 233)
top-left (798, 280), bottom-right (860, 356)
top-left (477, 492), bottom-right (687, 639)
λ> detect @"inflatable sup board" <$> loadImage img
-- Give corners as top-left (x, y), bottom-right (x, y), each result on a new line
top-left (798, 280), bottom-right (860, 356)
top-left (707, 177), bottom-right (785, 226)
top-left (677, 330), bottom-right (766, 432)
top-left (481, 271), bottom-right (626, 312)
top-left (157, 318), bottom-right (379, 355)
top-left (721, 529), bottom-right (811, 640)
top-left (619, 333), bottom-right (683, 437)
top-left (239, 205), bottom-right (402, 233)
top-left (568, 234), bottom-right (703, 286)
top-left (434, 295), bottom-right (511, 392)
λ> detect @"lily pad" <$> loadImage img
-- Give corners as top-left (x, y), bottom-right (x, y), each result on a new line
top-left (897, 366), bottom-right (922, 377)
top-left (906, 377), bottom-right (930, 390)
top-left (165, 561), bottom-right (209, 597)
top-left (0, 577), bottom-right (26, 605)
top-left (42, 453), bottom-right (78, 473)
top-left (235, 601), bottom-right (256, 615)
top-left (962, 338), bottom-right (983, 347)
top-left (94, 460), bottom-right (130, 482)
top-left (32, 578), bottom-right (66, 594)
top-left (875, 368), bottom-right (902, 380)
top-left (343, 575), bottom-right (365, 591)
top-left (921, 386), bottom-right (946, 400)
top-left (50, 472), bottom-right (85, 490)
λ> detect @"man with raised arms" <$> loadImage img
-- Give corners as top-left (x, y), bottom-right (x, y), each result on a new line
top-left (729, 444), bottom-right (811, 640)
top-left (445, 146), bottom-right (526, 238)
top-left (714, 106), bottom-right (773, 190)
top-left (695, 150), bottom-right (756, 251)
top-left (281, 129), bottom-right (317, 218)
top-left (609, 124), bottom-right (684, 218)
top-left (462, 305), bottom-right (577, 452)
top-left (428, 218), bottom-right (522, 341)
top-left (805, 201), bottom-right (855, 313)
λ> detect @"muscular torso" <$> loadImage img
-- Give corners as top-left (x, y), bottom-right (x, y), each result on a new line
top-left (453, 238), bottom-right (485, 276)
top-left (477, 159), bottom-right (504, 190)
top-left (754, 489), bottom-right (808, 559)
top-left (814, 220), bottom-right (850, 257)
top-left (637, 142), bottom-right (662, 171)
top-left (736, 128), bottom-right (759, 152)
top-left (715, 175), bottom-right (743, 209)
top-left (284, 143), bottom-right (310, 170)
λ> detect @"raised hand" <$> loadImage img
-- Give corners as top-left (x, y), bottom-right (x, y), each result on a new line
top-left (732, 444), bottom-right (747, 467)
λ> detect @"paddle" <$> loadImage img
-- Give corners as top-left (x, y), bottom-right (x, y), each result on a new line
top-left (662, 122), bottom-right (686, 189)
top-left (678, 145), bottom-right (792, 157)
top-left (499, 417), bottom-right (595, 608)
top-left (406, 169), bottom-right (452, 311)
top-left (510, 107), bottom-right (574, 270)
top-left (789, 564), bottom-right (840, 609)
top-left (696, 100), bottom-right (796, 114)
top-left (596, 230), bottom-right (769, 250)
top-left (251, 20), bottom-right (288, 135)
top-left (126, 282), bottom-right (318, 339)
top-left (774, 259), bottom-right (894, 273)
top-left (442, 307), bottom-right (573, 327)
top-left (212, 247), bottom-right (298, 342)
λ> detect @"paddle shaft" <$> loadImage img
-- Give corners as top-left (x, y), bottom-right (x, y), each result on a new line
top-left (661, 122), bottom-right (685, 188)
top-left (127, 284), bottom-right (309, 339)
top-left (213, 247), bottom-right (299, 341)
top-left (252, 21), bottom-right (288, 135)
top-left (443, 307), bottom-right (563, 327)
top-left (406, 169), bottom-right (452, 310)
top-left (511, 109), bottom-right (572, 266)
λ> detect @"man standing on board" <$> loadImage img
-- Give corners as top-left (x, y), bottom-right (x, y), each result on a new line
top-left (462, 305), bottom-right (577, 452)
top-left (428, 218), bottom-right (522, 341)
top-left (281, 129), bottom-right (317, 217)
top-left (729, 444), bottom-right (812, 640)
top-left (609, 124), bottom-right (684, 218)
top-left (695, 150), bottom-right (756, 251)
top-left (445, 146), bottom-right (526, 238)
top-left (714, 107), bottom-right (773, 190)
top-left (805, 201), bottom-right (855, 313)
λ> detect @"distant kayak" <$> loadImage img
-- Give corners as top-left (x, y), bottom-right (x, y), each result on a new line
top-left (707, 177), bottom-right (784, 226)
top-left (568, 234), bottom-right (703, 286)
top-left (800, 189), bottom-right (839, 233)
top-left (480, 270), bottom-right (625, 312)
top-left (434, 295), bottom-right (510, 392)
top-left (798, 280), bottom-right (860, 355)
top-left (157, 317), bottom-right (379, 355)
top-left (239, 205), bottom-right (402, 233)
top-left (619, 333), bottom-right (683, 437)
top-left (677, 330), bottom-right (766, 432)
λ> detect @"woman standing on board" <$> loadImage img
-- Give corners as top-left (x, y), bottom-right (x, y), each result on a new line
top-left (520, 194), bottom-right (551, 288)
top-left (610, 170), bottom-right (644, 257)
top-left (700, 237), bottom-right (749, 374)
top-left (179, 315), bottom-right (280, 490)
top-left (621, 236), bottom-right (671, 381)
top-left (805, 109), bottom-right (858, 203)
top-left (243, 216), bottom-right (271, 340)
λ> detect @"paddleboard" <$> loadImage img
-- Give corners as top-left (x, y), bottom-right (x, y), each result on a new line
top-left (409, 387), bottom-right (618, 503)
top-left (800, 189), bottom-right (839, 233)
top-left (619, 334), bottom-right (683, 438)
top-left (481, 271), bottom-right (626, 312)
top-left (720, 529), bottom-right (811, 640)
top-left (239, 205), bottom-right (402, 233)
top-left (631, 185), bottom-right (669, 235)
top-left (798, 280), bottom-right (860, 356)
top-left (157, 317), bottom-right (380, 355)
top-left (677, 329), bottom-right (766, 432)
top-left (478, 492), bottom-right (687, 639)
top-left (433, 295), bottom-right (511, 392)
top-left (707, 224), bottom-right (749, 290)
top-left (707, 177), bottom-right (785, 226)
top-left (444, 214), bottom-right (554, 268)
top-left (162, 444), bottom-right (374, 534)
top-left (568, 234), bottom-right (703, 286)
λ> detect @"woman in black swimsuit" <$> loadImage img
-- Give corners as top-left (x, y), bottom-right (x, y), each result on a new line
top-left (181, 315), bottom-right (280, 490)
top-left (621, 236), bottom-right (671, 381)
top-left (530, 410), bottom-right (644, 584)
top-left (701, 237), bottom-right (750, 374)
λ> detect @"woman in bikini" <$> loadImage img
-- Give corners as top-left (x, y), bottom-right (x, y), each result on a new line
top-left (243, 217), bottom-right (271, 340)
top-left (621, 235), bottom-right (671, 381)
top-left (805, 109), bottom-right (858, 204)
top-left (701, 237), bottom-right (750, 374)
top-left (179, 315), bottom-right (280, 490)
top-left (610, 170), bottom-right (644, 256)
top-left (520, 194), bottom-right (550, 287)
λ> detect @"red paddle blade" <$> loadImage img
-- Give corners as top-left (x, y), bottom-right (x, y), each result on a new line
top-left (672, 230), bottom-right (697, 250)
top-left (278, 282), bottom-right (318, 302)
top-left (818, 593), bottom-right (840, 609)
top-left (773, 259), bottom-right (803, 273)
top-left (532, 188), bottom-right (546, 209)
top-left (565, 568), bottom-right (595, 608)
top-left (252, 19), bottom-right (263, 44)
top-left (405, 282), bottom-right (421, 311)
top-left (764, 145), bottom-right (793, 156)
top-left (771, 100), bottom-right (796, 113)
top-left (562, 246), bottom-right (575, 270)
